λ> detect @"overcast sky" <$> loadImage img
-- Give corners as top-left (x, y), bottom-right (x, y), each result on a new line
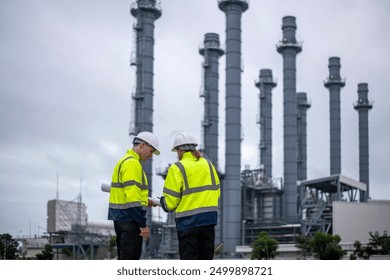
top-left (1, 0), bottom-right (389, 237)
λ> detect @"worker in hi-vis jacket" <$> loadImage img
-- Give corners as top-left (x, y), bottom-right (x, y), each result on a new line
top-left (160, 132), bottom-right (220, 260)
top-left (108, 131), bottom-right (160, 260)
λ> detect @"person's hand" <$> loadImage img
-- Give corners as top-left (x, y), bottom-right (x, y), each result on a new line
top-left (148, 198), bottom-right (158, 207)
top-left (139, 226), bottom-right (150, 240)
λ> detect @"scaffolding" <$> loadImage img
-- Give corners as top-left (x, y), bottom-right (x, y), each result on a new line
top-left (241, 168), bottom-right (296, 245)
top-left (299, 174), bottom-right (367, 236)
top-left (46, 199), bottom-right (109, 259)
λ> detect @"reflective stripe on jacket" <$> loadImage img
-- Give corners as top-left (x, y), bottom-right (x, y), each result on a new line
top-left (107, 149), bottom-right (148, 227)
top-left (163, 152), bottom-right (220, 230)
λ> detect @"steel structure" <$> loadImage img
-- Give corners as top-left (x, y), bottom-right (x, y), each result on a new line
top-left (354, 83), bottom-right (373, 202)
top-left (255, 69), bottom-right (277, 179)
top-left (129, 0), bottom-right (161, 136)
top-left (276, 16), bottom-right (302, 223)
top-left (240, 69), bottom-right (286, 246)
top-left (241, 168), bottom-right (285, 245)
top-left (199, 32), bottom-right (224, 245)
top-left (129, 0), bottom-right (161, 257)
top-left (199, 33), bottom-right (224, 170)
top-left (130, 0), bottom-right (161, 187)
top-left (297, 92), bottom-right (311, 181)
top-left (324, 57), bottom-right (345, 175)
top-left (46, 199), bottom-right (108, 259)
top-left (218, 0), bottom-right (249, 257)
top-left (299, 174), bottom-right (366, 236)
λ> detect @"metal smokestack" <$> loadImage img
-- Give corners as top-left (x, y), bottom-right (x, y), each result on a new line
top-left (276, 16), bottom-right (302, 223)
top-left (199, 33), bottom-right (224, 170)
top-left (218, 0), bottom-right (248, 256)
top-left (255, 69), bottom-right (277, 179)
top-left (354, 83), bottom-right (373, 202)
top-left (297, 92), bottom-right (311, 181)
top-left (199, 33), bottom-right (224, 246)
top-left (324, 57), bottom-right (345, 175)
top-left (130, 0), bottom-right (161, 224)
top-left (130, 0), bottom-right (161, 136)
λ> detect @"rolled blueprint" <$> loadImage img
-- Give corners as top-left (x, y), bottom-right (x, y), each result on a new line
top-left (101, 183), bottom-right (111, 193)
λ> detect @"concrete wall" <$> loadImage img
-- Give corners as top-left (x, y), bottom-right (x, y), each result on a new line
top-left (333, 200), bottom-right (390, 243)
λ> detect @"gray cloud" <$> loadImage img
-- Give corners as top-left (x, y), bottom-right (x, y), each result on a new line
top-left (1, 0), bottom-right (389, 236)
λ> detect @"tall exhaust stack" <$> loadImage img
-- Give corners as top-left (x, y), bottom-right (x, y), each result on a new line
top-left (255, 69), bottom-right (277, 179)
top-left (324, 57), bottom-right (345, 175)
top-left (354, 83), bottom-right (372, 202)
top-left (199, 33), bottom-right (224, 245)
top-left (130, 0), bottom-right (161, 223)
top-left (218, 0), bottom-right (248, 256)
top-left (199, 33), bottom-right (224, 170)
top-left (276, 16), bottom-right (302, 223)
top-left (297, 92), bottom-right (311, 181)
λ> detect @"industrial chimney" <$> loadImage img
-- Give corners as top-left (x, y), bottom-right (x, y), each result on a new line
top-left (297, 92), bottom-right (311, 181)
top-left (218, 0), bottom-right (248, 256)
top-left (354, 83), bottom-right (373, 202)
top-left (324, 57), bottom-right (345, 175)
top-left (276, 16), bottom-right (302, 223)
top-left (130, 0), bottom-right (161, 231)
top-left (199, 33), bottom-right (224, 245)
top-left (255, 69), bottom-right (277, 179)
top-left (199, 33), bottom-right (224, 170)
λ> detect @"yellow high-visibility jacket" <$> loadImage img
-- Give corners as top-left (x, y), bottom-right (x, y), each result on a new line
top-left (107, 149), bottom-right (149, 227)
top-left (162, 152), bottom-right (220, 231)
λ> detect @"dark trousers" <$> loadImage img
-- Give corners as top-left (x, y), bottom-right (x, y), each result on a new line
top-left (114, 221), bottom-right (143, 260)
top-left (177, 225), bottom-right (215, 260)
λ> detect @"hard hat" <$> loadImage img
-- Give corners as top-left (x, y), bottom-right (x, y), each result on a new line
top-left (171, 132), bottom-right (198, 152)
top-left (134, 131), bottom-right (160, 155)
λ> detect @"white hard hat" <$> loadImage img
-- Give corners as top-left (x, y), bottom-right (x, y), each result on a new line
top-left (171, 132), bottom-right (198, 152)
top-left (134, 131), bottom-right (160, 155)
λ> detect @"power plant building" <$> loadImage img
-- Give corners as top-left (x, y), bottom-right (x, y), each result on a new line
top-left (31, 1), bottom-right (389, 260)
top-left (114, 0), bottom-right (389, 258)
top-left (47, 199), bottom-right (88, 233)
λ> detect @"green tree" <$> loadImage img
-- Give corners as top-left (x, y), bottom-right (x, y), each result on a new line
top-left (0, 233), bottom-right (19, 259)
top-left (61, 247), bottom-right (73, 260)
top-left (296, 231), bottom-right (346, 260)
top-left (251, 231), bottom-right (279, 260)
top-left (349, 240), bottom-right (374, 260)
top-left (36, 244), bottom-right (54, 260)
top-left (350, 231), bottom-right (390, 260)
top-left (295, 235), bottom-right (311, 259)
top-left (368, 231), bottom-right (390, 255)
